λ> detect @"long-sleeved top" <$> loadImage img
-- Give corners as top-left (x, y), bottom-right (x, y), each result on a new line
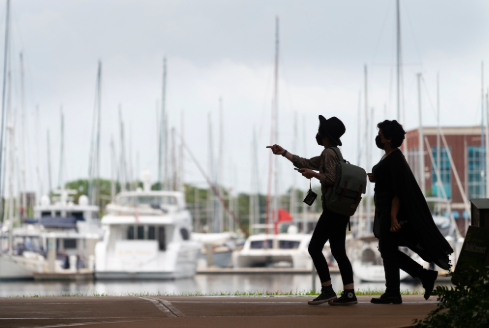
top-left (291, 147), bottom-right (340, 195)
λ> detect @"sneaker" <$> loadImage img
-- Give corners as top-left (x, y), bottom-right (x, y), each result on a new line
top-left (370, 292), bottom-right (402, 304)
top-left (308, 285), bottom-right (337, 305)
top-left (329, 289), bottom-right (358, 306)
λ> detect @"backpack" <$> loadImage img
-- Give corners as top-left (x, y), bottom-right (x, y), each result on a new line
top-left (323, 147), bottom-right (367, 217)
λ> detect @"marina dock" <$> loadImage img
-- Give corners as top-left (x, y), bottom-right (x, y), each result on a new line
top-left (197, 267), bottom-right (340, 274)
top-left (0, 295), bottom-right (436, 328)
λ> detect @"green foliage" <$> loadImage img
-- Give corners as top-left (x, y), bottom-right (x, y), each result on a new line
top-left (414, 262), bottom-right (489, 328)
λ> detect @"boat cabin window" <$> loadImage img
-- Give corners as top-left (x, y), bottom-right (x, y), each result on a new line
top-left (118, 195), bottom-right (177, 206)
top-left (137, 226), bottom-right (145, 240)
top-left (278, 240), bottom-right (300, 249)
top-left (55, 211), bottom-right (61, 217)
top-left (250, 240), bottom-right (273, 249)
top-left (180, 228), bottom-right (190, 241)
top-left (72, 211), bottom-right (84, 220)
top-left (63, 239), bottom-right (77, 249)
top-left (41, 211), bottom-right (51, 217)
top-left (158, 227), bottom-right (166, 251)
top-left (127, 226), bottom-right (135, 240)
top-left (148, 226), bottom-right (156, 240)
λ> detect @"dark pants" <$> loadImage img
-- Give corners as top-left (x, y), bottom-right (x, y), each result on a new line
top-left (308, 207), bottom-right (354, 285)
top-left (377, 209), bottom-right (424, 293)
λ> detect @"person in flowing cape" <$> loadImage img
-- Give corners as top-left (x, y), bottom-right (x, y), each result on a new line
top-left (368, 120), bottom-right (453, 304)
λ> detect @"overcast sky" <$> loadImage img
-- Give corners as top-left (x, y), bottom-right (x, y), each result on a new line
top-left (3, 0), bottom-right (489, 197)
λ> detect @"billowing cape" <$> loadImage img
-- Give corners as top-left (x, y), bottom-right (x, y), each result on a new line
top-left (383, 149), bottom-right (453, 271)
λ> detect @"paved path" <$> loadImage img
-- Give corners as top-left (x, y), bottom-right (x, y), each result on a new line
top-left (0, 295), bottom-right (436, 328)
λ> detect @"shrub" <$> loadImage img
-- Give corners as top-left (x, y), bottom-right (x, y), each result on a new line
top-left (414, 262), bottom-right (489, 328)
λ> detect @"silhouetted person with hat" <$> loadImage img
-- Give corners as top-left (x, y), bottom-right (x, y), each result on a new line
top-left (267, 115), bottom-right (357, 306)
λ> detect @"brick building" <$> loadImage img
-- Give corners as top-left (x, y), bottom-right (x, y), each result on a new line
top-left (405, 126), bottom-right (485, 232)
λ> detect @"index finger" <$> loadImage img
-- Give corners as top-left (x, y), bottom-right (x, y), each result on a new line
top-left (266, 146), bottom-right (273, 148)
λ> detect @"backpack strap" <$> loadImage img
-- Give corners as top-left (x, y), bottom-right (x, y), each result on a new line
top-left (327, 147), bottom-right (344, 163)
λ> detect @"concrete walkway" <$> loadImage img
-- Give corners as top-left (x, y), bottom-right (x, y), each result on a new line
top-left (0, 295), bottom-right (436, 328)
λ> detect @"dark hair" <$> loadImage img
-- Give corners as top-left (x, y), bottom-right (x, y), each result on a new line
top-left (377, 120), bottom-right (405, 148)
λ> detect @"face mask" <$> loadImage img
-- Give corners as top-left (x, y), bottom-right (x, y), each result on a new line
top-left (316, 133), bottom-right (323, 146)
top-left (375, 135), bottom-right (384, 149)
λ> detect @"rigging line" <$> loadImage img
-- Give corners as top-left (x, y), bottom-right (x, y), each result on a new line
top-left (176, 129), bottom-right (249, 238)
top-left (402, 0), bottom-right (423, 70)
top-left (370, 0), bottom-right (393, 65)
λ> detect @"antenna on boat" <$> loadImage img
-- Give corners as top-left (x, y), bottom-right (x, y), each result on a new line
top-left (58, 106), bottom-right (64, 190)
top-left (118, 105), bottom-right (127, 192)
top-left (179, 111), bottom-right (185, 193)
top-left (35, 105), bottom-right (42, 204)
top-left (47, 130), bottom-right (52, 195)
top-left (0, 0), bottom-right (10, 221)
top-left (110, 135), bottom-right (116, 202)
top-left (88, 61), bottom-right (102, 205)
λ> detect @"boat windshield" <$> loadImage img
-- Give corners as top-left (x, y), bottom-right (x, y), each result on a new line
top-left (118, 195), bottom-right (177, 206)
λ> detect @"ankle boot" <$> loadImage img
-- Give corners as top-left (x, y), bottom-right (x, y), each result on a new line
top-left (419, 269), bottom-right (438, 300)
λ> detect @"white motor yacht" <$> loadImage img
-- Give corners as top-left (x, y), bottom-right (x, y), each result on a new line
top-left (0, 190), bottom-right (102, 279)
top-left (95, 173), bottom-right (201, 279)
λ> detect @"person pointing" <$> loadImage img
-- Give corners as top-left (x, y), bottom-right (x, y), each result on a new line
top-left (267, 115), bottom-right (357, 306)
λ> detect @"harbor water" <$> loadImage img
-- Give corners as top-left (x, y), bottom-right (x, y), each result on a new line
top-left (0, 274), bottom-right (450, 297)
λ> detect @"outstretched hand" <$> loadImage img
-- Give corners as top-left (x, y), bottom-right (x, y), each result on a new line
top-left (266, 144), bottom-right (285, 155)
top-left (367, 173), bottom-right (376, 183)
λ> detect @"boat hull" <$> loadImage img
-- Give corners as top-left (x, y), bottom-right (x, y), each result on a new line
top-left (0, 254), bottom-right (42, 280)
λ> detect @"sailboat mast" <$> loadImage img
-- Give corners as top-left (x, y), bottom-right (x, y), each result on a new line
top-left (0, 0), bottom-right (10, 212)
top-left (436, 73), bottom-right (441, 200)
top-left (273, 16), bottom-right (280, 232)
top-left (180, 111), bottom-right (185, 193)
top-left (486, 87), bottom-right (489, 198)
top-left (396, 0), bottom-right (401, 121)
top-left (364, 65), bottom-right (371, 233)
top-left (218, 98), bottom-right (223, 232)
top-left (19, 52), bottom-right (27, 219)
top-left (159, 58), bottom-right (167, 190)
top-left (417, 73), bottom-right (425, 195)
top-left (481, 62), bottom-right (485, 197)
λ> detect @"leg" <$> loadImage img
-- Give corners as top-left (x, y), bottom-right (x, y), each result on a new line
top-left (308, 211), bottom-right (332, 284)
top-left (328, 212), bottom-right (354, 287)
top-left (379, 233), bottom-right (401, 294)
top-left (398, 250), bottom-right (423, 278)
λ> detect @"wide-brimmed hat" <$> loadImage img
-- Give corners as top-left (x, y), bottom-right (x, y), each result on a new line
top-left (318, 115), bottom-right (346, 146)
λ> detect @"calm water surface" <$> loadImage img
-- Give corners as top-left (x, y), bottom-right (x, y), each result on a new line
top-left (0, 274), bottom-right (451, 297)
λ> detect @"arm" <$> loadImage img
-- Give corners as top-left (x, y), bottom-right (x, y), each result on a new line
top-left (266, 144), bottom-right (320, 170)
top-left (390, 195), bottom-right (402, 232)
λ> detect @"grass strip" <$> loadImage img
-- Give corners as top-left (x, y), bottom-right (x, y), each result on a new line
top-left (6, 288), bottom-right (425, 298)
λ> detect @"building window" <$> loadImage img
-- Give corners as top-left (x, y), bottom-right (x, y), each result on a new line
top-left (431, 146), bottom-right (451, 198)
top-left (468, 146), bottom-right (486, 199)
